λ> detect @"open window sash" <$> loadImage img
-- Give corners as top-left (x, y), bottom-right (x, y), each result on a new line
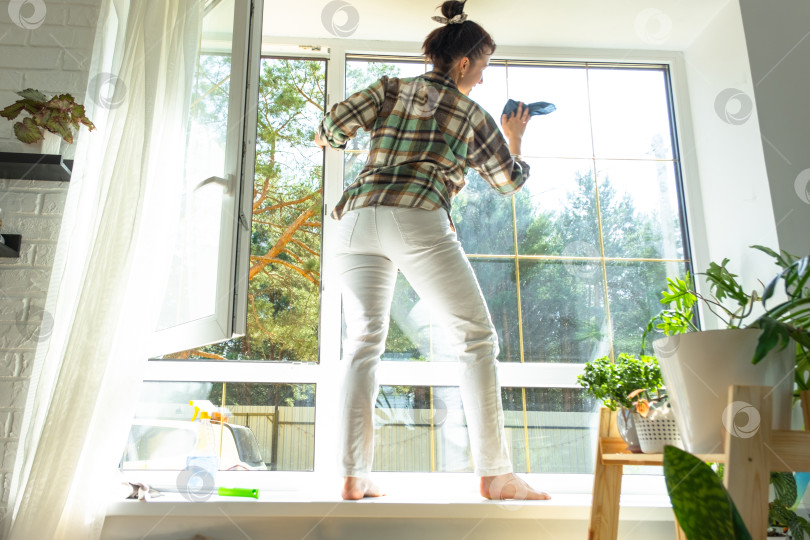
top-left (148, 0), bottom-right (262, 357)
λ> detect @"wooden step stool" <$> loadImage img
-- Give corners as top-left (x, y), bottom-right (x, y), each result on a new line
top-left (587, 385), bottom-right (810, 540)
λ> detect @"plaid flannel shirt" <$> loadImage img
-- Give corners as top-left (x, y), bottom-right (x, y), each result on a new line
top-left (319, 70), bottom-right (530, 220)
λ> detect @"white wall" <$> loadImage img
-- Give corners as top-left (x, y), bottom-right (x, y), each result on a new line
top-left (100, 512), bottom-right (677, 539)
top-left (680, 1), bottom-right (784, 322)
top-left (0, 0), bottom-right (99, 154)
top-left (0, 179), bottom-right (68, 524)
top-left (738, 0), bottom-right (810, 257)
top-left (0, 0), bottom-right (101, 526)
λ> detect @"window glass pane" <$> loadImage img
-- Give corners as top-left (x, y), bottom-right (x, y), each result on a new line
top-left (153, 0), bottom-right (253, 352)
top-left (242, 58), bottom-right (325, 362)
top-left (472, 259), bottom-right (520, 363)
top-left (467, 64), bottom-right (507, 121)
top-left (156, 52), bottom-right (230, 331)
top-left (519, 259), bottom-right (609, 364)
top-left (596, 159), bottom-right (684, 260)
top-left (346, 59), bottom-right (425, 96)
top-left (381, 275), bottom-right (462, 363)
top-left (121, 381), bottom-right (315, 472)
top-left (374, 386), bottom-right (472, 472)
top-left (380, 260), bottom-right (519, 364)
top-left (506, 65), bottom-right (593, 158)
top-left (606, 260), bottom-right (687, 356)
top-left (503, 387), bottom-right (597, 473)
top-left (372, 386), bottom-right (599, 473)
top-left (516, 158), bottom-right (601, 258)
top-left (452, 171), bottom-right (514, 256)
top-left (164, 58), bottom-right (326, 362)
top-left (589, 68), bottom-right (674, 160)
top-left (343, 149), bottom-right (368, 188)
top-left (384, 273), bottom-right (426, 362)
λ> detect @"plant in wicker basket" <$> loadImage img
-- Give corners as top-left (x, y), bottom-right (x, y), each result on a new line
top-left (626, 385), bottom-right (681, 453)
top-left (577, 353), bottom-right (663, 411)
top-left (627, 387), bottom-right (667, 417)
top-left (578, 353), bottom-right (667, 452)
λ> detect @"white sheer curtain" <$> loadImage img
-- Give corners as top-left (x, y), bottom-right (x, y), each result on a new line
top-left (5, 1), bottom-right (203, 538)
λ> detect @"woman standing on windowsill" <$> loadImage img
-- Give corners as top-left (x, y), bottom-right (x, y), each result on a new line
top-left (316, 0), bottom-right (550, 502)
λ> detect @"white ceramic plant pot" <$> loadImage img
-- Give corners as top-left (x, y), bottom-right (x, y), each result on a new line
top-left (18, 130), bottom-right (62, 155)
top-left (40, 131), bottom-right (62, 154)
top-left (654, 329), bottom-right (794, 454)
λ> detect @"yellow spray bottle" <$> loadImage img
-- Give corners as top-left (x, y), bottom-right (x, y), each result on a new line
top-left (187, 399), bottom-right (219, 487)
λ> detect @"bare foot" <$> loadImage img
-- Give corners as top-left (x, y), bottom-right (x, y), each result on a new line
top-left (342, 476), bottom-right (384, 500)
top-left (480, 473), bottom-right (551, 501)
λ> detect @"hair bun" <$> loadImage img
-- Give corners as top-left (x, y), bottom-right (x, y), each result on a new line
top-left (440, 0), bottom-right (466, 19)
top-left (423, 0), bottom-right (494, 73)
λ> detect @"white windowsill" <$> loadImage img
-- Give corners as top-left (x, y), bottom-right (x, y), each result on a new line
top-left (107, 492), bottom-right (676, 522)
top-left (108, 472), bottom-right (676, 522)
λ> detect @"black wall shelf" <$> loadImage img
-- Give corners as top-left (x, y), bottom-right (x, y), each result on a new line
top-left (0, 234), bottom-right (22, 258)
top-left (0, 152), bottom-right (73, 182)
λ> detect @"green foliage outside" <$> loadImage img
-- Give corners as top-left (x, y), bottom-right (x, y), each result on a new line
top-left (176, 57), bottom-right (684, 371)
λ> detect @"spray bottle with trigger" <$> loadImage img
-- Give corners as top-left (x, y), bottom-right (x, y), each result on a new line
top-left (187, 399), bottom-right (220, 488)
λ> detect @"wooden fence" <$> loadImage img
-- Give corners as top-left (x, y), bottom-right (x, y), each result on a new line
top-left (229, 406), bottom-right (596, 473)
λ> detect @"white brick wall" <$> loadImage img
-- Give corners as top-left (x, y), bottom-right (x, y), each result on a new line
top-left (0, 178), bottom-right (69, 526)
top-left (0, 0), bottom-right (102, 528)
top-left (0, 0), bottom-right (101, 157)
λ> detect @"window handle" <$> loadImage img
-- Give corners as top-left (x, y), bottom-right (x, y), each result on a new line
top-left (195, 175), bottom-right (233, 194)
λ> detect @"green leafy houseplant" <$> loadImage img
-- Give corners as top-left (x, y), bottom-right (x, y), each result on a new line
top-left (578, 353), bottom-right (673, 419)
top-left (665, 447), bottom-right (810, 539)
top-left (577, 353), bottom-right (664, 411)
top-left (717, 465), bottom-right (810, 538)
top-left (663, 446), bottom-right (752, 540)
top-left (643, 245), bottom-right (810, 393)
top-left (1, 88), bottom-right (95, 144)
top-left (578, 353), bottom-right (669, 452)
top-left (765, 471), bottom-right (810, 538)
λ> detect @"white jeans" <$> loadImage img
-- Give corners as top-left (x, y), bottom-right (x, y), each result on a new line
top-left (333, 206), bottom-right (513, 477)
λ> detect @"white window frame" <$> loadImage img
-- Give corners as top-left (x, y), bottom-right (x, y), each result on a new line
top-left (147, 0), bottom-right (262, 356)
top-left (140, 36), bottom-right (700, 497)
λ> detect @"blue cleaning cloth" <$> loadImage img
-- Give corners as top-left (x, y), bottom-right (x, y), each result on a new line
top-left (502, 98), bottom-right (556, 118)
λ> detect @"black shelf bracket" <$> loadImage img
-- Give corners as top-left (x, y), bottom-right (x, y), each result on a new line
top-left (0, 152), bottom-right (73, 182)
top-left (0, 234), bottom-right (22, 258)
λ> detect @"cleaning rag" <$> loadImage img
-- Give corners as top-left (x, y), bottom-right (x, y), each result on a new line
top-left (502, 99), bottom-right (556, 119)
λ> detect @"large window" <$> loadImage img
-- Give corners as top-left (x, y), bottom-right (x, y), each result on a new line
top-left (344, 57), bottom-right (689, 474)
top-left (125, 47), bottom-right (691, 482)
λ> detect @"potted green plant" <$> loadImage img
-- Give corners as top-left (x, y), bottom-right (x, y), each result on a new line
top-left (715, 464), bottom-right (810, 538)
top-left (577, 353), bottom-right (667, 453)
top-left (664, 446), bottom-right (810, 539)
top-left (663, 446), bottom-right (752, 539)
top-left (643, 245), bottom-right (810, 453)
top-left (1, 88), bottom-right (95, 154)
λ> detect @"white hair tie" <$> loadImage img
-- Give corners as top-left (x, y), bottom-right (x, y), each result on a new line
top-left (431, 13), bottom-right (468, 25)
